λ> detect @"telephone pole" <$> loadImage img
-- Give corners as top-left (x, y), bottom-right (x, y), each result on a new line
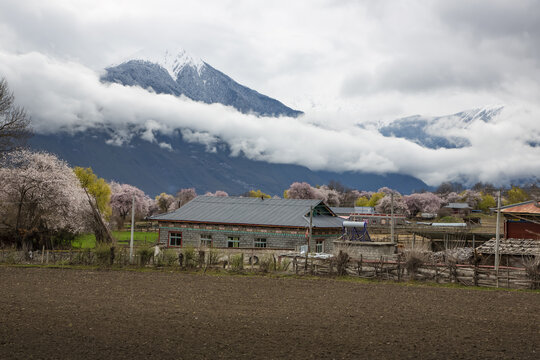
top-left (130, 195), bottom-right (135, 264)
top-left (495, 191), bottom-right (501, 282)
top-left (390, 193), bottom-right (395, 244)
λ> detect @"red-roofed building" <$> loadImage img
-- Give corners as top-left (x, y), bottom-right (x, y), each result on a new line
top-left (501, 200), bottom-right (540, 240)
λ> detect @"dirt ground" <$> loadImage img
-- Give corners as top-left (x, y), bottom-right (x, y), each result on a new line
top-left (0, 267), bottom-right (538, 359)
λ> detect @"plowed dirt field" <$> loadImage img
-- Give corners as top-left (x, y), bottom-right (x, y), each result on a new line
top-left (0, 267), bottom-right (538, 359)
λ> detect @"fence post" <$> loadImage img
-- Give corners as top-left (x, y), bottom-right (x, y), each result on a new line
top-left (506, 257), bottom-right (510, 289)
top-left (473, 262), bottom-right (479, 287)
top-left (434, 260), bottom-right (439, 283)
top-left (397, 254), bottom-right (402, 282)
top-left (379, 256), bottom-right (383, 280)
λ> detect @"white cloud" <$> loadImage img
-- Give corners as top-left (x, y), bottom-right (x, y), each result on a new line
top-left (1, 50), bottom-right (539, 187)
top-left (0, 1), bottom-right (539, 186)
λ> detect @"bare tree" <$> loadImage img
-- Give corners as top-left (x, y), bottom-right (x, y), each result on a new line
top-left (0, 78), bottom-right (32, 153)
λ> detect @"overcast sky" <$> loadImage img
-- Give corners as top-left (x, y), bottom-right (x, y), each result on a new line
top-left (0, 0), bottom-right (539, 186)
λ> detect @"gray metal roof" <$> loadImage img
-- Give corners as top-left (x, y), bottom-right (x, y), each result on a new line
top-left (152, 196), bottom-right (344, 228)
top-left (330, 207), bottom-right (356, 215)
top-left (445, 202), bottom-right (471, 209)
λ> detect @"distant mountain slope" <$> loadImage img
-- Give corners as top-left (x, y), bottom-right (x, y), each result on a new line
top-left (379, 107), bottom-right (503, 149)
top-left (29, 130), bottom-right (429, 196)
top-left (102, 50), bottom-right (303, 118)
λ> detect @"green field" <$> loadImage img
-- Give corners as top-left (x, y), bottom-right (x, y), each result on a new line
top-left (72, 231), bottom-right (158, 249)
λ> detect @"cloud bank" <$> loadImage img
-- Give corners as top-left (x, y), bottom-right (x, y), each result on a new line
top-left (1, 50), bottom-right (538, 187)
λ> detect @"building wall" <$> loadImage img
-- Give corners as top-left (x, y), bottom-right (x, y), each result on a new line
top-left (157, 221), bottom-right (341, 252)
top-left (505, 220), bottom-right (540, 240)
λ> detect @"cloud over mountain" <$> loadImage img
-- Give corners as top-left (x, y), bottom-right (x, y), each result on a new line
top-left (1, 49), bottom-right (539, 187)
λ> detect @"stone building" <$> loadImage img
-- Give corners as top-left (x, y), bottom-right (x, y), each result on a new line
top-left (151, 196), bottom-right (344, 252)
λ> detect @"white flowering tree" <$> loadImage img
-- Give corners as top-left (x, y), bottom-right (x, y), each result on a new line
top-left (175, 187), bottom-right (197, 209)
top-left (0, 150), bottom-right (89, 249)
top-left (109, 182), bottom-right (152, 229)
top-left (403, 192), bottom-right (443, 217)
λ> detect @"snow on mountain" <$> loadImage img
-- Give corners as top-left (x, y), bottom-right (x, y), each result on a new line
top-left (134, 48), bottom-right (205, 79)
top-left (102, 49), bottom-right (303, 118)
top-left (378, 106), bottom-right (503, 149)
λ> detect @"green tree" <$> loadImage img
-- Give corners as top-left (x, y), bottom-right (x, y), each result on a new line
top-left (355, 196), bottom-right (369, 207)
top-left (249, 189), bottom-right (271, 199)
top-left (367, 192), bottom-right (385, 207)
top-left (504, 186), bottom-right (530, 205)
top-left (74, 167), bottom-right (113, 244)
top-left (155, 192), bottom-right (174, 213)
top-left (74, 167), bottom-right (112, 218)
top-left (478, 193), bottom-right (496, 213)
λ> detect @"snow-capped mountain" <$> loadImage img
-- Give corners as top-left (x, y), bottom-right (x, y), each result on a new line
top-left (102, 49), bottom-right (303, 118)
top-left (378, 106), bottom-right (503, 149)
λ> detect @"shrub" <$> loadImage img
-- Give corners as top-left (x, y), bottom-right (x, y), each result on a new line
top-left (182, 246), bottom-right (196, 268)
top-left (524, 257), bottom-right (540, 290)
top-left (162, 249), bottom-right (178, 266)
top-left (275, 258), bottom-right (291, 272)
top-left (404, 249), bottom-right (429, 279)
top-left (259, 255), bottom-right (290, 273)
top-left (229, 253), bottom-right (244, 272)
top-left (336, 251), bottom-right (350, 276)
top-left (137, 246), bottom-right (153, 266)
top-left (94, 243), bottom-right (113, 266)
top-left (258, 255), bottom-right (274, 273)
top-left (206, 248), bottom-right (220, 266)
top-left (73, 249), bottom-right (93, 265)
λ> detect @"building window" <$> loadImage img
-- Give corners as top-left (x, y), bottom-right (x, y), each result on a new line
top-left (169, 232), bottom-right (182, 247)
top-left (227, 237), bottom-right (240, 248)
top-left (200, 234), bottom-right (213, 248)
top-left (254, 238), bottom-right (267, 248)
top-left (315, 240), bottom-right (324, 253)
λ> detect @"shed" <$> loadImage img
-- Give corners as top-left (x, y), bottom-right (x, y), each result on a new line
top-left (500, 200), bottom-right (540, 240)
top-left (444, 203), bottom-right (472, 215)
top-left (476, 238), bottom-right (539, 266)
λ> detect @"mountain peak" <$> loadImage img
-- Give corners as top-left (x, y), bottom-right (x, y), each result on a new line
top-left (103, 49), bottom-right (304, 118)
top-left (130, 48), bottom-right (205, 79)
top-left (161, 49), bottom-right (205, 78)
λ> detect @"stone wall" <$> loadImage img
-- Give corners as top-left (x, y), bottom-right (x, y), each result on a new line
top-left (158, 221), bottom-right (341, 252)
top-left (333, 240), bottom-right (396, 260)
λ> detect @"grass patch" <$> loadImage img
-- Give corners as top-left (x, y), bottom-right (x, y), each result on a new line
top-left (73, 231), bottom-right (158, 249)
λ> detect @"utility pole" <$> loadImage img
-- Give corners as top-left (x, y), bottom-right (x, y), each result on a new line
top-left (130, 195), bottom-right (135, 264)
top-left (495, 190), bottom-right (501, 278)
top-left (390, 193), bottom-right (395, 244)
top-left (305, 206), bottom-right (313, 271)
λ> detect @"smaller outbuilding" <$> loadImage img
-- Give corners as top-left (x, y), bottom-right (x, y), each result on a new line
top-left (476, 238), bottom-right (539, 267)
top-left (500, 200), bottom-right (540, 240)
top-left (444, 202), bottom-right (472, 215)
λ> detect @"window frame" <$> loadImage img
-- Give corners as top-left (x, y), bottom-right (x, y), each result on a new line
top-left (169, 231), bottom-right (182, 247)
top-left (200, 234), bottom-right (213, 248)
top-left (227, 236), bottom-right (240, 248)
top-left (315, 239), bottom-right (324, 253)
top-left (254, 238), bottom-right (267, 248)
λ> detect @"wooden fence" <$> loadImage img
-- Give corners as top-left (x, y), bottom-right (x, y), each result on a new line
top-left (282, 253), bottom-right (538, 290)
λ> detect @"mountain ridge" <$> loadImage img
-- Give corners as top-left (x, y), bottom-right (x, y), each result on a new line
top-left (102, 49), bottom-right (303, 118)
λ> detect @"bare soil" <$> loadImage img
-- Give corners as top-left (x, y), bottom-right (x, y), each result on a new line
top-left (0, 266), bottom-right (538, 359)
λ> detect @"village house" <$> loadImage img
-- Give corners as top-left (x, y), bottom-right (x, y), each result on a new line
top-left (152, 196), bottom-right (344, 252)
top-left (444, 202), bottom-right (472, 215)
top-left (476, 200), bottom-right (540, 266)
